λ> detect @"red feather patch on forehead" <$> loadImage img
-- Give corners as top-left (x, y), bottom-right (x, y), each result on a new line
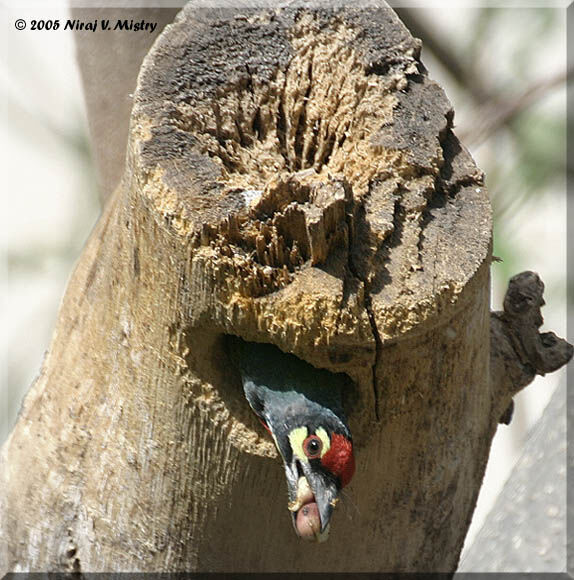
top-left (321, 432), bottom-right (355, 487)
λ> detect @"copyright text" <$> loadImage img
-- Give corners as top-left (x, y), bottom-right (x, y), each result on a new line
top-left (15, 19), bottom-right (158, 33)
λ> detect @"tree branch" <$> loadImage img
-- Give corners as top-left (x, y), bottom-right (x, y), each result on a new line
top-left (459, 67), bottom-right (571, 147)
top-left (491, 271), bottom-right (572, 424)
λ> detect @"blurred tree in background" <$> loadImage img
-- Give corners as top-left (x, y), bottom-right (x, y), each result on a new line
top-left (395, 8), bottom-right (568, 567)
top-left (398, 7), bottom-right (567, 260)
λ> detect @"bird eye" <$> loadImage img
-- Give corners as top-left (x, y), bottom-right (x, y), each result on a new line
top-left (303, 435), bottom-right (323, 459)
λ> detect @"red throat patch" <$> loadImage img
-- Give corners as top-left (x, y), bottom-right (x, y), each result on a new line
top-left (320, 432), bottom-right (355, 487)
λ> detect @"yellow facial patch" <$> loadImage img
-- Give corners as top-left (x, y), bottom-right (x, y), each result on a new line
top-left (289, 427), bottom-right (309, 461)
top-left (315, 427), bottom-right (330, 455)
top-left (289, 426), bottom-right (331, 462)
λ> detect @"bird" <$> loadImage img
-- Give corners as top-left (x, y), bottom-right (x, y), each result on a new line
top-left (229, 336), bottom-right (355, 542)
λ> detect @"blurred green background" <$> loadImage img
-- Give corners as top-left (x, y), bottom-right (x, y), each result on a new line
top-left (395, 7), bottom-right (567, 567)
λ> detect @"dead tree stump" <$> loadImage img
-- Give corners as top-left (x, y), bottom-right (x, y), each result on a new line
top-left (0, 1), bottom-right (570, 573)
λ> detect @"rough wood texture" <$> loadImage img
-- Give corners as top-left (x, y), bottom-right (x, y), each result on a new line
top-left (0, 1), bottom-right (569, 573)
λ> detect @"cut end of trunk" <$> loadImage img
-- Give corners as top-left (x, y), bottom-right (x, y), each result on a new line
top-left (126, 1), bottom-right (492, 450)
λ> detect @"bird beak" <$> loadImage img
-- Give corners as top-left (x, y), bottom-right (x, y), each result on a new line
top-left (284, 458), bottom-right (339, 542)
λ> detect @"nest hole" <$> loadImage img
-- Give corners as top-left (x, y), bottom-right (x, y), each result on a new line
top-left (184, 330), bottom-right (361, 457)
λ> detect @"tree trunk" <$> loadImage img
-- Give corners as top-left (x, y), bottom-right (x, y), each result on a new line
top-left (0, 1), bottom-right (570, 573)
top-left (71, 5), bottom-right (180, 202)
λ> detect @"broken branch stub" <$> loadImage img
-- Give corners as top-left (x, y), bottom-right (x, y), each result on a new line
top-left (492, 271), bottom-right (572, 424)
top-left (124, 1), bottom-right (492, 567)
top-left (131, 1), bottom-right (492, 435)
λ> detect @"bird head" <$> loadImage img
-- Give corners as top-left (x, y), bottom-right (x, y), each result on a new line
top-left (269, 416), bottom-right (355, 542)
top-left (230, 337), bottom-right (355, 542)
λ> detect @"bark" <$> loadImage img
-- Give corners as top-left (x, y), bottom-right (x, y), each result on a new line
top-left (491, 271), bottom-right (572, 426)
top-left (0, 0), bottom-right (570, 573)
